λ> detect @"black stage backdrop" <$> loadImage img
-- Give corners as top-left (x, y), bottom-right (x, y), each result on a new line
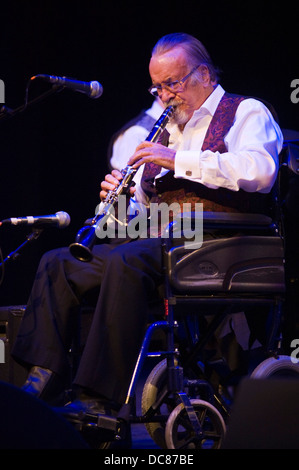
top-left (0, 0), bottom-right (298, 305)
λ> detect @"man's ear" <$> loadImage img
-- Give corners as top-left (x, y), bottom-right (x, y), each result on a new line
top-left (199, 64), bottom-right (211, 86)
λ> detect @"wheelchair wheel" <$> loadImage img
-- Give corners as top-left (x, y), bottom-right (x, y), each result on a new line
top-left (251, 355), bottom-right (299, 378)
top-left (165, 398), bottom-right (226, 449)
top-left (141, 359), bottom-right (176, 449)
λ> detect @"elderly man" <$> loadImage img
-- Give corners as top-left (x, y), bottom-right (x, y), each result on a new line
top-left (12, 33), bottom-right (283, 417)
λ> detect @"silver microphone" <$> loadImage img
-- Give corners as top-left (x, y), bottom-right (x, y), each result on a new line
top-left (0, 211), bottom-right (71, 228)
top-left (32, 74), bottom-right (103, 99)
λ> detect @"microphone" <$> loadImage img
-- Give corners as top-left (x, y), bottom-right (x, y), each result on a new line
top-left (32, 74), bottom-right (103, 99)
top-left (0, 211), bottom-right (71, 228)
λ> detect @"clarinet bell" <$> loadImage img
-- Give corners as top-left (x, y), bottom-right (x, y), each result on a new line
top-left (69, 225), bottom-right (95, 262)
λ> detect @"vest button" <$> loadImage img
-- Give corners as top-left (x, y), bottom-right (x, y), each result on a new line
top-left (186, 170), bottom-right (192, 176)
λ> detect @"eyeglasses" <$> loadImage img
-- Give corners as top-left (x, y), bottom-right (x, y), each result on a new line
top-left (148, 64), bottom-right (200, 97)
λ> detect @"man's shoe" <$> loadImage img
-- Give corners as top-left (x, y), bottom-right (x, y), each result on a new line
top-left (22, 366), bottom-right (53, 396)
top-left (55, 394), bottom-right (132, 449)
top-left (22, 366), bottom-right (66, 406)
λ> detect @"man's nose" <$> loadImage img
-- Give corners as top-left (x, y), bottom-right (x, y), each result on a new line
top-left (159, 87), bottom-right (176, 101)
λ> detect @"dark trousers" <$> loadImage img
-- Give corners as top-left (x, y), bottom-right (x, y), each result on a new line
top-left (12, 238), bottom-right (164, 405)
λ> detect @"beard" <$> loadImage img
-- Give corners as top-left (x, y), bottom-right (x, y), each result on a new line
top-left (167, 99), bottom-right (190, 126)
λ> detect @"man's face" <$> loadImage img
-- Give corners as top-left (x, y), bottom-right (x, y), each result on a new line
top-left (149, 47), bottom-right (212, 125)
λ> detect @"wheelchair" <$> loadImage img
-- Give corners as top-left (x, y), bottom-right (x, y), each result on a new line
top-left (61, 133), bottom-right (299, 450)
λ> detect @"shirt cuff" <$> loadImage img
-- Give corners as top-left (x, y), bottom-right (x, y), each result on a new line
top-left (174, 150), bottom-right (202, 179)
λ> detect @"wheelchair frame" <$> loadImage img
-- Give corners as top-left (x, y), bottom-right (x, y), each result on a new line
top-left (62, 136), bottom-right (299, 449)
top-left (63, 212), bottom-right (290, 449)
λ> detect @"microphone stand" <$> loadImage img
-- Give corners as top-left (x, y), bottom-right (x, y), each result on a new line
top-left (0, 79), bottom-right (61, 286)
top-left (0, 229), bottom-right (43, 267)
top-left (0, 85), bottom-right (62, 123)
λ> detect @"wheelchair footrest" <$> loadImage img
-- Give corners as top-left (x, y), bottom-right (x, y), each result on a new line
top-left (55, 406), bottom-right (125, 439)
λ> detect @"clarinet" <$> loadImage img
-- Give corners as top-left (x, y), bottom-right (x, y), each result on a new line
top-left (69, 105), bottom-right (174, 262)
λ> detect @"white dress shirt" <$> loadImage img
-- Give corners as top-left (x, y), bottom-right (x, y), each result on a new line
top-left (132, 85), bottom-right (283, 209)
top-left (108, 85), bottom-right (283, 217)
top-left (171, 84), bottom-right (283, 194)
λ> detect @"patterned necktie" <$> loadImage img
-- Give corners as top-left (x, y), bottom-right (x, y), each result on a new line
top-left (141, 129), bottom-right (169, 198)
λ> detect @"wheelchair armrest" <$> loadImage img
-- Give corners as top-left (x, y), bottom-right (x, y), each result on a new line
top-left (202, 211), bottom-right (273, 227)
top-left (163, 212), bottom-right (276, 240)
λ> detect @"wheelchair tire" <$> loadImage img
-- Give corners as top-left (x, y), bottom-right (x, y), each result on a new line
top-left (250, 355), bottom-right (299, 379)
top-left (141, 359), bottom-right (173, 449)
top-left (165, 398), bottom-right (226, 449)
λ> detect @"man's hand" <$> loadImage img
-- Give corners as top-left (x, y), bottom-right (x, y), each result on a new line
top-left (127, 141), bottom-right (176, 171)
top-left (100, 169), bottom-right (136, 201)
